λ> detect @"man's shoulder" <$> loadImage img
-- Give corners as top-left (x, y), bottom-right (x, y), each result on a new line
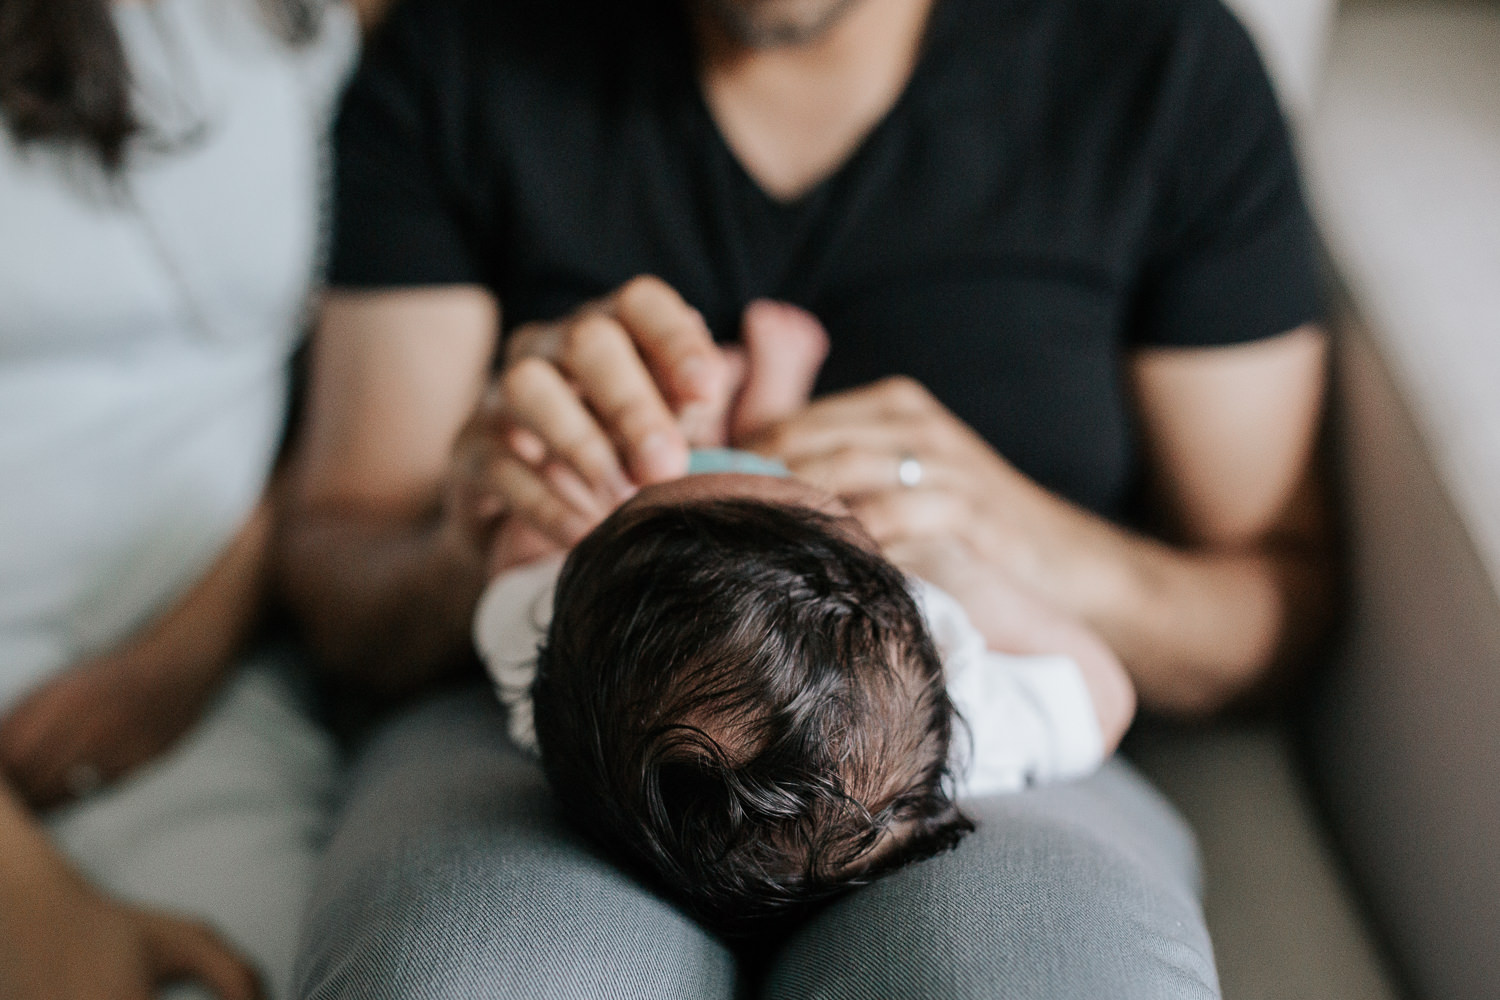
top-left (950, 0), bottom-right (1250, 70)
top-left (939, 0), bottom-right (1268, 139)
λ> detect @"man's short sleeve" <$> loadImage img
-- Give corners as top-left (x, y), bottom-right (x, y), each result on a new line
top-left (1131, 0), bottom-right (1322, 349)
top-left (329, 0), bottom-right (488, 289)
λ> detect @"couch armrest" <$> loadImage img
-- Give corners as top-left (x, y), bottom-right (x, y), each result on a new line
top-left (1305, 9), bottom-right (1500, 999)
top-left (1317, 312), bottom-right (1500, 1000)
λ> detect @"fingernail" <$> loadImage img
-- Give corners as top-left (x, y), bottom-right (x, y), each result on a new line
top-left (639, 431), bottom-right (687, 480)
top-left (609, 470), bottom-right (637, 501)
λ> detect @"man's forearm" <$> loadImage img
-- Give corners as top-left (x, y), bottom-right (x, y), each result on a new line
top-left (1025, 507), bottom-right (1335, 717)
top-left (279, 512), bottom-right (488, 699)
top-left (1096, 539), bottom-right (1330, 716)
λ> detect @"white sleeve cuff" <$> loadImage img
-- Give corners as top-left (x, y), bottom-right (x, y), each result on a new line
top-left (913, 578), bottom-right (1106, 797)
top-left (949, 651), bottom-right (1106, 797)
top-left (472, 557), bottom-right (564, 753)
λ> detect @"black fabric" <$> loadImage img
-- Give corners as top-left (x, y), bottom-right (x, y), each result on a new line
top-left (330, 0), bottom-right (1321, 520)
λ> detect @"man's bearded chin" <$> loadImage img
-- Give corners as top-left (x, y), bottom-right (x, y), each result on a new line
top-left (695, 0), bottom-right (865, 47)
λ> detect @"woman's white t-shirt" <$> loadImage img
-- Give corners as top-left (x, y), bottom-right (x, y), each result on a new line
top-left (0, 0), bottom-right (356, 712)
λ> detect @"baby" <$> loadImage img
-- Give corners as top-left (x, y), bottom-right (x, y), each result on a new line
top-left (475, 453), bottom-right (1134, 936)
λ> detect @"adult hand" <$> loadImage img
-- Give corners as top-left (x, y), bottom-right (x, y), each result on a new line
top-left (483, 298), bottom-right (829, 576)
top-left (0, 650), bottom-right (225, 810)
top-left (746, 376), bottom-right (1062, 603)
top-left (0, 866), bottom-right (261, 1000)
top-left (445, 276), bottom-right (727, 554)
top-left (460, 277), bottom-right (829, 559)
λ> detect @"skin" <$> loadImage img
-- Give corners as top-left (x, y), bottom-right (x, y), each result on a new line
top-left (282, 289), bottom-right (829, 695)
top-left (696, 0), bottom-right (937, 200)
top-left (0, 3), bottom-right (402, 996)
top-left (744, 330), bottom-right (1333, 715)
top-left (694, 0), bottom-right (865, 48)
top-left (281, 0), bottom-right (1334, 719)
top-left (0, 497), bottom-right (275, 809)
top-left (0, 780), bottom-right (260, 1000)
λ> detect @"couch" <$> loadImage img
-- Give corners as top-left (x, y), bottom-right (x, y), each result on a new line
top-left (1129, 1), bottom-right (1500, 997)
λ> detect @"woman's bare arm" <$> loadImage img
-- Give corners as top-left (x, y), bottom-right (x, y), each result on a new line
top-left (0, 775), bottom-right (262, 999)
top-left (0, 496), bottom-right (275, 807)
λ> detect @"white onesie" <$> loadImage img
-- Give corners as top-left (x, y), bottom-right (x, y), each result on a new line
top-left (474, 559), bottom-right (1105, 797)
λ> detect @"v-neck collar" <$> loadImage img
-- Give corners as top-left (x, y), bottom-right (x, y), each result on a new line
top-left (676, 0), bottom-right (960, 212)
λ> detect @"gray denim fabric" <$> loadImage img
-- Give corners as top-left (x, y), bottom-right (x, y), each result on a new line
top-left (296, 687), bottom-right (1219, 999)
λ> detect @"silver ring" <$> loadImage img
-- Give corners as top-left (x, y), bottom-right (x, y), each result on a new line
top-left (897, 453), bottom-right (924, 489)
top-left (65, 763), bottom-right (103, 799)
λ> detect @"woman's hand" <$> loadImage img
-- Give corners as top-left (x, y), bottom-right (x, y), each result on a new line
top-left (0, 775), bottom-right (261, 1000)
top-left (0, 650), bottom-right (224, 810)
top-left (0, 498), bottom-right (274, 809)
top-left (0, 862), bottom-right (261, 1000)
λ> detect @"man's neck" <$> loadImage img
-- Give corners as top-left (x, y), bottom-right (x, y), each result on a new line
top-left (694, 0), bottom-right (938, 202)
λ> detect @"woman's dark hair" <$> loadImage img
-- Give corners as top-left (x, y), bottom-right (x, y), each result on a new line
top-left (0, 0), bottom-right (319, 169)
top-left (533, 498), bottom-right (973, 937)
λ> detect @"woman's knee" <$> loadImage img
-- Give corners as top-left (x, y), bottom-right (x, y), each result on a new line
top-left (764, 762), bottom-right (1220, 1000)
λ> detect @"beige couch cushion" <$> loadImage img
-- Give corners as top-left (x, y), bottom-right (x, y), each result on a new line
top-left (1131, 723), bottom-right (1401, 1000)
top-left (1302, 6), bottom-right (1500, 998)
top-left (1306, 5), bottom-right (1500, 588)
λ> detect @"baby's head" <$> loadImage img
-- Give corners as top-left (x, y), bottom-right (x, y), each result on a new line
top-left (532, 472), bottom-right (972, 936)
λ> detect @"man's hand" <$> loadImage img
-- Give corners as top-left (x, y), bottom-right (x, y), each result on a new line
top-left (446, 276), bottom-right (727, 552)
top-left (0, 865), bottom-right (261, 1000)
top-left (0, 650), bottom-right (225, 811)
top-left (747, 376), bottom-right (1056, 596)
top-left (749, 323), bottom-right (1334, 718)
top-left (460, 277), bottom-right (829, 557)
top-left (880, 532), bottom-right (1137, 750)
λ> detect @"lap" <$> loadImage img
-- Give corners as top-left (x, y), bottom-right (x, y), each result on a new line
top-left (763, 760), bottom-right (1220, 999)
top-left (47, 647), bottom-right (338, 1000)
top-left (299, 685), bottom-right (1218, 1000)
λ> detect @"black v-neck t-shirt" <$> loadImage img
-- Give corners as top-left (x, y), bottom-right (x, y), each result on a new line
top-left (330, 0), bottom-right (1320, 520)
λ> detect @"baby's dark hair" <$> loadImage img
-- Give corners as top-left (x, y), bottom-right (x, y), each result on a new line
top-left (532, 497), bottom-right (972, 937)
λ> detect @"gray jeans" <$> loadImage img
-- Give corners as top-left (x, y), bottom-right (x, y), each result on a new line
top-left (296, 687), bottom-right (1219, 999)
